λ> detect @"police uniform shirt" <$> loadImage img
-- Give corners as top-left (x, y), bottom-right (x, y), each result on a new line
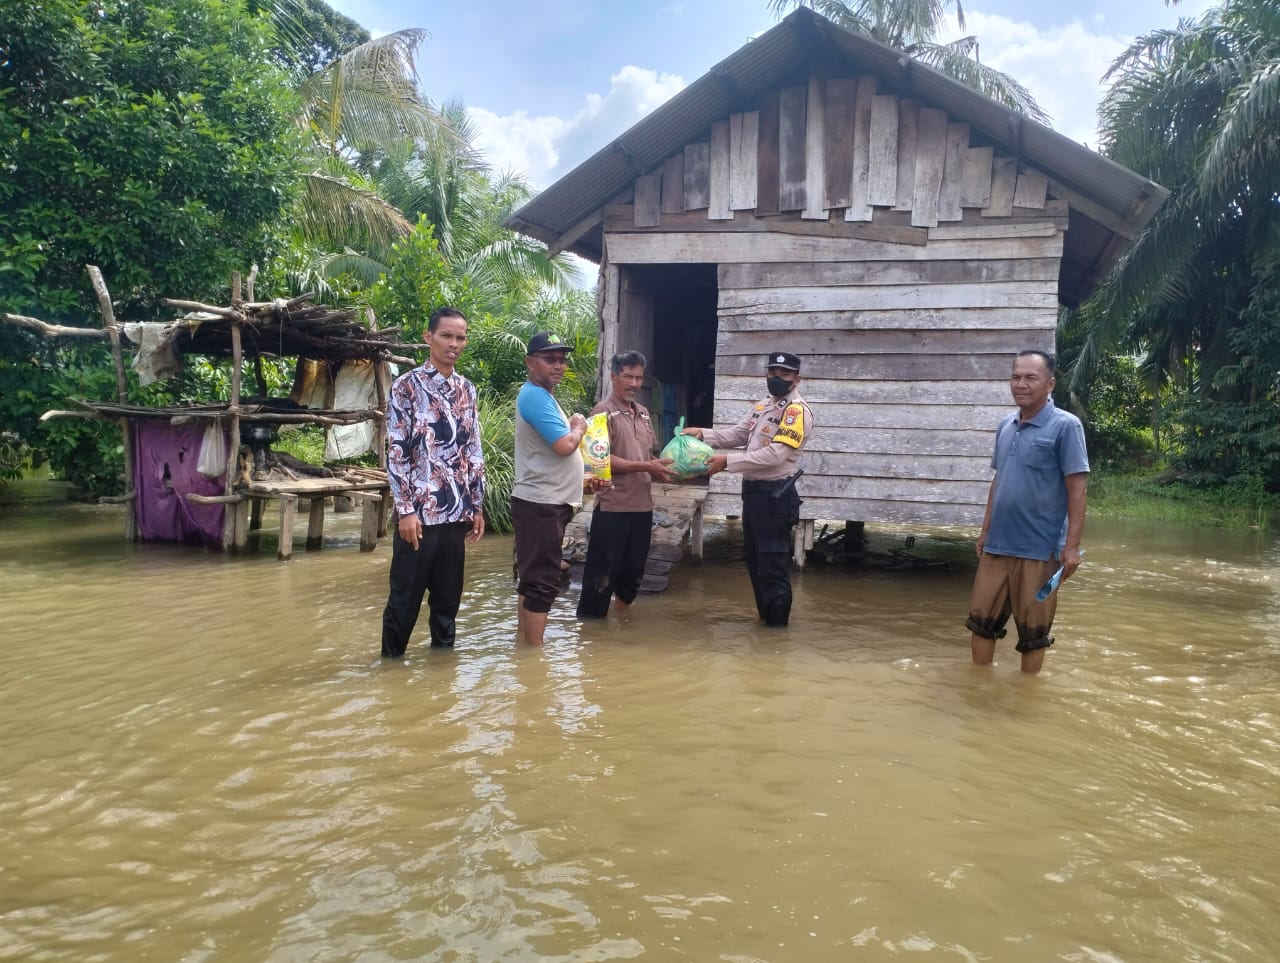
top-left (701, 388), bottom-right (812, 481)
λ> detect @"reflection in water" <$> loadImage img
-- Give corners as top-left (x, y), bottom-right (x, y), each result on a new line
top-left (1, 485), bottom-right (1279, 961)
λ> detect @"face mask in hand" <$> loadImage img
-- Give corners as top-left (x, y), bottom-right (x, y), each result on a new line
top-left (766, 376), bottom-right (793, 398)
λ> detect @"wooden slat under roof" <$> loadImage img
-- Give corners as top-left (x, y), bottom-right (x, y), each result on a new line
top-left (506, 7), bottom-right (1168, 309)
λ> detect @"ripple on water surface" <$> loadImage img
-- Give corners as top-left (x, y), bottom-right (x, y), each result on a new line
top-left (1, 505), bottom-right (1279, 960)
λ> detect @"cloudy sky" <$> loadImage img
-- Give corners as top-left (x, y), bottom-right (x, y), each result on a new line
top-left (330, 0), bottom-right (1215, 189)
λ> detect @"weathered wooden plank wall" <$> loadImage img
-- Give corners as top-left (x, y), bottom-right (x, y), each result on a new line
top-left (599, 70), bottom-right (1071, 527)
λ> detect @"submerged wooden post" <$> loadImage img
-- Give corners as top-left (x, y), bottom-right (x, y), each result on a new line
top-left (221, 271), bottom-right (244, 550)
top-left (231, 498), bottom-right (250, 552)
top-left (306, 497), bottom-right (325, 550)
top-left (791, 519), bottom-right (814, 570)
top-left (86, 265), bottom-right (137, 541)
top-left (367, 308), bottom-right (392, 539)
top-left (277, 493), bottom-right (298, 561)
top-left (348, 490), bottom-right (383, 552)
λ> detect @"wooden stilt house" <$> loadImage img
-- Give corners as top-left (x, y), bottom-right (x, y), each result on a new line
top-left (508, 8), bottom-right (1167, 546)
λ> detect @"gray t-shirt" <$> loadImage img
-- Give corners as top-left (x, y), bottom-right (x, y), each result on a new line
top-left (984, 399), bottom-right (1089, 561)
top-left (513, 381), bottom-right (584, 507)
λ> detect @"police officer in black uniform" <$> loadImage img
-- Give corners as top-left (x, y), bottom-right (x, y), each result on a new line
top-left (682, 351), bottom-right (813, 625)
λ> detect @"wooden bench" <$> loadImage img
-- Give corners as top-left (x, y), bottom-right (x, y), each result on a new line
top-left (189, 477), bottom-right (390, 559)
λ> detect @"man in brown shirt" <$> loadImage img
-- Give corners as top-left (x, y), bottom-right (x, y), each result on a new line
top-left (576, 351), bottom-right (673, 619)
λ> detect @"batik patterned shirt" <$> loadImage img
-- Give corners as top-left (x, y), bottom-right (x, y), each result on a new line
top-left (386, 364), bottom-right (485, 525)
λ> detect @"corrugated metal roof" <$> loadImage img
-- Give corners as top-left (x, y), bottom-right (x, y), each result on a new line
top-left (507, 8), bottom-right (1167, 307)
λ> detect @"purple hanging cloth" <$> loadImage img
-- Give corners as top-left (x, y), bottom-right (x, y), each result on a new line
top-left (133, 420), bottom-right (229, 548)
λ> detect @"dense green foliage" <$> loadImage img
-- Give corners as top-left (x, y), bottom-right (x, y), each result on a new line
top-left (1076, 0), bottom-right (1280, 491)
top-left (1088, 471), bottom-right (1279, 529)
top-left (266, 0), bottom-right (369, 77)
top-left (0, 0), bottom-right (304, 495)
top-left (0, 0), bottom-right (303, 320)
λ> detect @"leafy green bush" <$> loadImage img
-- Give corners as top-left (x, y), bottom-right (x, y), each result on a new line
top-left (476, 387), bottom-right (517, 534)
top-left (1162, 398), bottom-right (1280, 491)
top-left (366, 221), bottom-right (483, 344)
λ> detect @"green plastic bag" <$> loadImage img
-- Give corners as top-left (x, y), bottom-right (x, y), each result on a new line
top-left (660, 416), bottom-right (714, 480)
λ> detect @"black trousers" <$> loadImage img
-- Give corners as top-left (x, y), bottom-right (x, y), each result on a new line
top-left (576, 508), bottom-right (652, 619)
top-left (381, 520), bottom-right (468, 657)
top-left (741, 480), bottom-right (801, 626)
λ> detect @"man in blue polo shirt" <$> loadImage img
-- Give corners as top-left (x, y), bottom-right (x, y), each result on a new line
top-left (966, 350), bottom-right (1089, 674)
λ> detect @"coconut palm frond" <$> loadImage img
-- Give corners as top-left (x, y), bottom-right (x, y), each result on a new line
top-left (297, 29), bottom-right (457, 159)
top-left (911, 42), bottom-right (1052, 123)
top-left (1201, 58), bottom-right (1280, 195)
top-left (297, 169), bottom-right (412, 261)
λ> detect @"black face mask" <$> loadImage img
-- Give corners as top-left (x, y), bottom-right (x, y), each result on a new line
top-left (766, 375), bottom-right (793, 398)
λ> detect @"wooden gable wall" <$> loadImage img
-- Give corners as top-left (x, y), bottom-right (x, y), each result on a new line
top-left (602, 73), bottom-right (1065, 526)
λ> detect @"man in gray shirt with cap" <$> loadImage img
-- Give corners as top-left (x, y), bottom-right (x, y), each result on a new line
top-left (511, 331), bottom-right (590, 645)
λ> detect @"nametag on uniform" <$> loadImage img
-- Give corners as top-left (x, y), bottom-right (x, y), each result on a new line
top-left (774, 403), bottom-right (806, 448)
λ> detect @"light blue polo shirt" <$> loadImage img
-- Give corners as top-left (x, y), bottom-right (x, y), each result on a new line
top-left (984, 399), bottom-right (1089, 561)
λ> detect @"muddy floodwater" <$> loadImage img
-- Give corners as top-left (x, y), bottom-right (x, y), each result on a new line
top-left (2, 481), bottom-right (1279, 962)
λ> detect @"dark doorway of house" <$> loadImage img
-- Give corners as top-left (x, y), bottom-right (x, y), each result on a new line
top-left (630, 263), bottom-right (718, 441)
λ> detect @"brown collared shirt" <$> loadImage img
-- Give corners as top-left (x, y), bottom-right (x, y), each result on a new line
top-left (590, 393), bottom-right (658, 512)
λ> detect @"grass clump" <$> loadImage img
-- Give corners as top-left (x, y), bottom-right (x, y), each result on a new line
top-left (1089, 470), bottom-right (1278, 529)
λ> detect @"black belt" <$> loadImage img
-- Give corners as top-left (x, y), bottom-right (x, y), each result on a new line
top-left (742, 470), bottom-right (804, 499)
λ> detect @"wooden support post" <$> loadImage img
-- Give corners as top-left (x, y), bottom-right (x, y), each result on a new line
top-left (231, 498), bottom-right (250, 552)
top-left (86, 265), bottom-right (137, 541)
top-left (229, 319), bottom-right (242, 409)
top-left (791, 520), bottom-right (814, 570)
top-left (367, 308), bottom-right (390, 472)
top-left (843, 521), bottom-right (865, 559)
top-left (306, 496), bottom-right (325, 550)
top-left (348, 490), bottom-right (383, 552)
top-left (277, 493), bottom-right (298, 561)
top-left (221, 315), bottom-right (244, 550)
top-left (378, 491), bottom-right (391, 539)
top-left (249, 497), bottom-right (264, 531)
top-left (690, 503), bottom-right (704, 563)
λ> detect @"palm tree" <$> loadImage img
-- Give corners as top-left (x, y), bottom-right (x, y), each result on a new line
top-left (1070, 0), bottom-right (1280, 399)
top-left (363, 102), bottom-right (583, 306)
top-left (769, 0), bottom-right (1048, 121)
top-left (283, 27), bottom-right (459, 291)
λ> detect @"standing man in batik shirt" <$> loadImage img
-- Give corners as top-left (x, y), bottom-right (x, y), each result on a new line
top-left (381, 306), bottom-right (485, 658)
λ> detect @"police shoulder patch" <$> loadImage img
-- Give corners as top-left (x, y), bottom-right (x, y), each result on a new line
top-left (774, 403), bottom-right (806, 448)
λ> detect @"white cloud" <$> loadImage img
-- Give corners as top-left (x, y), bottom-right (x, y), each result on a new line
top-left (941, 13), bottom-right (1131, 148)
top-left (467, 107), bottom-right (567, 185)
top-left (468, 65), bottom-right (686, 189)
